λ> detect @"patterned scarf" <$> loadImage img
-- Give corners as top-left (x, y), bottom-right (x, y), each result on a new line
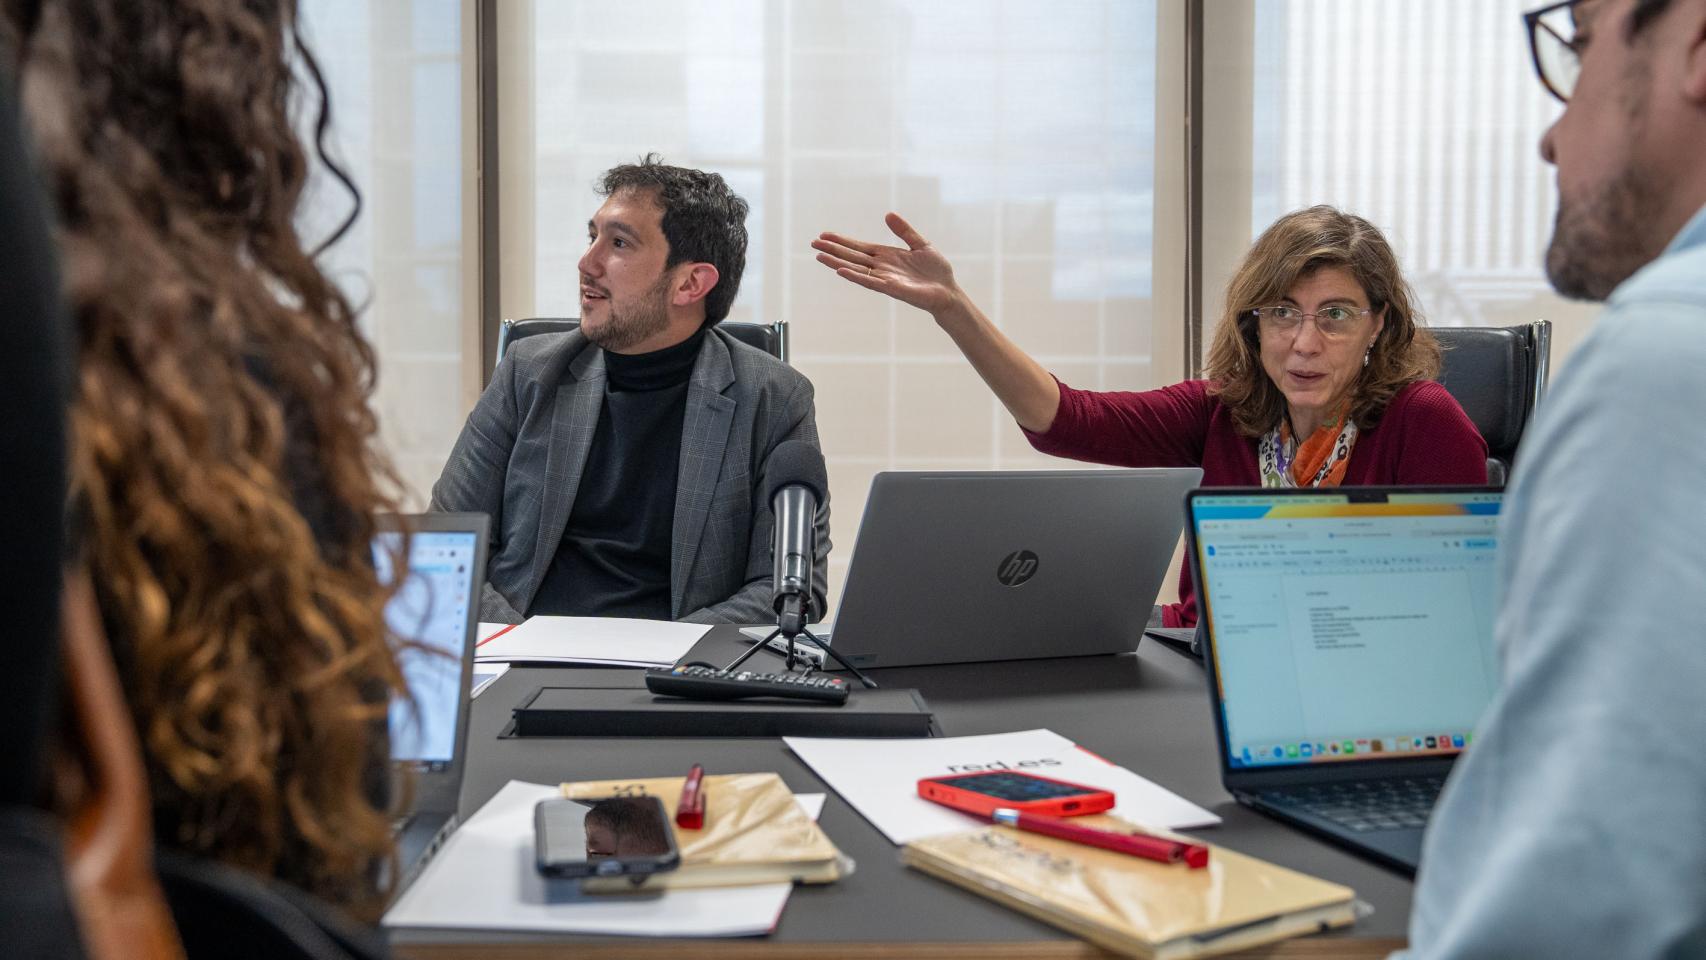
top-left (1258, 405), bottom-right (1357, 488)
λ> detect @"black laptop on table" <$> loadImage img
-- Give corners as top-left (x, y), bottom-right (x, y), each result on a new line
top-left (371, 512), bottom-right (489, 895)
top-left (1187, 486), bottom-right (1502, 875)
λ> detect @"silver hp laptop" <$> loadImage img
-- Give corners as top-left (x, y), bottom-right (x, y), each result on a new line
top-left (816, 468), bottom-right (1201, 669)
top-left (372, 512), bottom-right (489, 895)
top-left (1188, 487), bottom-right (1502, 875)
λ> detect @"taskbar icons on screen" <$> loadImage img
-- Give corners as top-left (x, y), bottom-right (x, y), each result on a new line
top-left (1238, 731), bottom-right (1472, 766)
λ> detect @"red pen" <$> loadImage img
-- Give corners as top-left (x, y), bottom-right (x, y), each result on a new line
top-left (676, 764), bottom-right (707, 830)
top-left (991, 808), bottom-right (1209, 869)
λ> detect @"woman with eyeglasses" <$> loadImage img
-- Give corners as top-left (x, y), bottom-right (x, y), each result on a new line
top-left (813, 204), bottom-right (1486, 628)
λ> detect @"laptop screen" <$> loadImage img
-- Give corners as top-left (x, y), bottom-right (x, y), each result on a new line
top-left (373, 528), bottom-right (479, 771)
top-left (1191, 489), bottom-right (1502, 770)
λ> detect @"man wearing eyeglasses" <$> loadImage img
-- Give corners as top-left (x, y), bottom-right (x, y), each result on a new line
top-left (1400, 1), bottom-right (1706, 957)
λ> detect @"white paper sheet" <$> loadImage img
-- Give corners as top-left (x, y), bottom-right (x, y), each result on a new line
top-left (784, 728), bottom-right (1221, 846)
top-left (384, 780), bottom-right (812, 936)
top-left (474, 616), bottom-right (711, 667)
top-left (476, 622), bottom-right (513, 644)
top-left (470, 663), bottom-right (509, 699)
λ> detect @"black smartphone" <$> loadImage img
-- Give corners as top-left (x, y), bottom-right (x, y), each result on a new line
top-left (534, 795), bottom-right (681, 879)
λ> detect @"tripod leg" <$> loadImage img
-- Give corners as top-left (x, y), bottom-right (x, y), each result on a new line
top-left (720, 628), bottom-right (782, 673)
top-left (786, 638), bottom-right (813, 674)
top-left (794, 628), bottom-right (879, 689)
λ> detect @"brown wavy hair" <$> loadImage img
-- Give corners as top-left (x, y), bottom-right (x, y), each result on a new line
top-left (1205, 205), bottom-right (1440, 437)
top-left (4, 0), bottom-right (406, 916)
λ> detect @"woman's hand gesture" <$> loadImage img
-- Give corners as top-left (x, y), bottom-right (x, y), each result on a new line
top-left (811, 212), bottom-right (963, 317)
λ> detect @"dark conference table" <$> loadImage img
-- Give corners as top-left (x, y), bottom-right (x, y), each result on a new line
top-left (394, 628), bottom-right (1412, 959)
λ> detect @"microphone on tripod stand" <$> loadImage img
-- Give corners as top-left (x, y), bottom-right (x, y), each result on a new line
top-left (723, 440), bottom-right (877, 688)
top-left (767, 440), bottom-right (826, 641)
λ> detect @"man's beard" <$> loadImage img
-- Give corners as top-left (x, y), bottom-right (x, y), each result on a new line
top-left (584, 274), bottom-right (673, 351)
top-left (1544, 53), bottom-right (1666, 303)
top-left (1545, 165), bottom-right (1666, 303)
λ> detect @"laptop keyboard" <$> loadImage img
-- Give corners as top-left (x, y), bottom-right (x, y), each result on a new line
top-left (1259, 776), bottom-right (1445, 833)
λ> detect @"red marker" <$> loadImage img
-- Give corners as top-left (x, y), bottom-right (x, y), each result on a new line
top-left (676, 764), bottom-right (706, 830)
top-left (991, 808), bottom-right (1209, 869)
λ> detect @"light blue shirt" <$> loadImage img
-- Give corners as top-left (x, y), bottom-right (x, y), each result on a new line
top-left (1399, 203), bottom-right (1706, 959)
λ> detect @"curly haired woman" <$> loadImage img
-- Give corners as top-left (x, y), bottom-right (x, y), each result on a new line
top-left (4, 0), bottom-right (406, 917)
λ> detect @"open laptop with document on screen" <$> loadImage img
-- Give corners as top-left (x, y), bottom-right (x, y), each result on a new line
top-left (789, 468), bottom-right (1201, 669)
top-left (371, 512), bottom-right (489, 895)
top-left (1187, 486), bottom-right (1501, 875)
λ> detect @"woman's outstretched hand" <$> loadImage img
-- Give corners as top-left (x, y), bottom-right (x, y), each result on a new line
top-left (812, 212), bottom-right (1060, 432)
top-left (811, 212), bottom-right (964, 318)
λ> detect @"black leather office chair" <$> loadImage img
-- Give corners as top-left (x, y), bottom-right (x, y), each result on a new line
top-left (496, 317), bottom-right (790, 367)
top-left (1433, 320), bottom-right (1552, 485)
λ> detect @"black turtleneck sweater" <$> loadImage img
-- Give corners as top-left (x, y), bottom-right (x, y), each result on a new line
top-left (528, 328), bottom-right (705, 619)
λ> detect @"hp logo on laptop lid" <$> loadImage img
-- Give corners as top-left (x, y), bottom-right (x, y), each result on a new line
top-left (996, 550), bottom-right (1039, 587)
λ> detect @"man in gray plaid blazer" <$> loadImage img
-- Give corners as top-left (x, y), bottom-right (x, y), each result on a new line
top-left (431, 157), bottom-right (828, 624)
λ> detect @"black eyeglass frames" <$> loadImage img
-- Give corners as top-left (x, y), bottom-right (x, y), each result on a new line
top-left (1523, 0), bottom-right (1585, 103)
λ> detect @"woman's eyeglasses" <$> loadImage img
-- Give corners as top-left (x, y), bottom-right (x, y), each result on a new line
top-left (1251, 306), bottom-right (1373, 340)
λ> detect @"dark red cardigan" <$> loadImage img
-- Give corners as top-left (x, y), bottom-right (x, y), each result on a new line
top-left (1023, 378), bottom-right (1488, 626)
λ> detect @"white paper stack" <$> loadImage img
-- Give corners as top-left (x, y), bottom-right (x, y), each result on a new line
top-left (474, 616), bottom-right (711, 668)
top-left (784, 728), bottom-right (1221, 846)
top-left (383, 781), bottom-right (824, 937)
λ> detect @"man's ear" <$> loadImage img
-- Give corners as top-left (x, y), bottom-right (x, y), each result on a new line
top-left (1685, 0), bottom-right (1706, 101)
top-left (671, 263), bottom-right (721, 308)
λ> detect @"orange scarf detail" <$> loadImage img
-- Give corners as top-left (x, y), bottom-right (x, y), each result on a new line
top-left (1283, 409), bottom-right (1353, 487)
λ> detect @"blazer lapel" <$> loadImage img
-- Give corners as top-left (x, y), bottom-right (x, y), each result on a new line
top-left (529, 345), bottom-right (606, 606)
top-left (671, 333), bottom-right (737, 617)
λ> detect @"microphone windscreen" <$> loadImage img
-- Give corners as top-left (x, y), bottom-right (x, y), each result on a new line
top-left (763, 439), bottom-right (829, 504)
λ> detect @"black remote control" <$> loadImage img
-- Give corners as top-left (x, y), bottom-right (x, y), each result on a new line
top-left (645, 665), bottom-right (850, 705)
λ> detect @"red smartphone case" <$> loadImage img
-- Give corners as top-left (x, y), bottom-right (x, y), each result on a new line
top-left (916, 770), bottom-right (1116, 818)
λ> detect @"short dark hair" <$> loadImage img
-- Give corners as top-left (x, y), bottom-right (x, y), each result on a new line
top-left (598, 154), bottom-right (749, 324)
